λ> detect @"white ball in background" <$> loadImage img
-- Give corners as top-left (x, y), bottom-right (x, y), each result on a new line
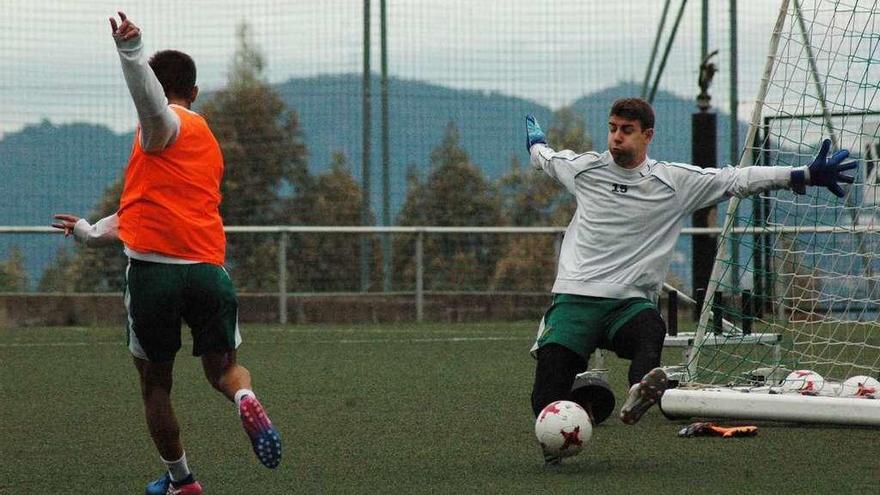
top-left (780, 370), bottom-right (825, 395)
top-left (838, 375), bottom-right (880, 398)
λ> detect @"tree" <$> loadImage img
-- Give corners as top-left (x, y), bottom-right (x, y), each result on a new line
top-left (394, 123), bottom-right (502, 290)
top-left (0, 247), bottom-right (29, 292)
top-left (289, 152), bottom-right (378, 291)
top-left (200, 23), bottom-right (308, 291)
top-left (492, 107), bottom-right (593, 291)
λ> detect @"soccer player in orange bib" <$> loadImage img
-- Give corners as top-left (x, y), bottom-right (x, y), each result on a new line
top-left (52, 12), bottom-right (281, 495)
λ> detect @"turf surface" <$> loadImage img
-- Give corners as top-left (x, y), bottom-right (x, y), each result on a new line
top-left (1, 322), bottom-right (877, 494)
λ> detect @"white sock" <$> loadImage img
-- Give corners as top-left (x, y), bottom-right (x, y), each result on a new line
top-left (161, 453), bottom-right (192, 483)
top-left (234, 388), bottom-right (255, 408)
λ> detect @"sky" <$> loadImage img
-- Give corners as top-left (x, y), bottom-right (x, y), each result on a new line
top-left (0, 0), bottom-right (785, 139)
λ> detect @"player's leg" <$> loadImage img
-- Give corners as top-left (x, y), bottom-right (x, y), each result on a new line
top-left (135, 358), bottom-right (202, 495)
top-left (184, 263), bottom-right (282, 469)
top-left (531, 295), bottom-right (609, 466)
top-left (531, 343), bottom-right (588, 417)
top-left (531, 295), bottom-right (606, 420)
top-left (610, 308), bottom-right (668, 424)
top-left (126, 260), bottom-right (203, 494)
top-left (611, 308), bottom-right (667, 385)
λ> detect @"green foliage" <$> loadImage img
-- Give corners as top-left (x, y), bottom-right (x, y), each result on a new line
top-left (0, 246), bottom-right (29, 292)
top-left (394, 123), bottom-right (502, 290)
top-left (200, 23), bottom-right (309, 291)
top-left (290, 152), bottom-right (378, 291)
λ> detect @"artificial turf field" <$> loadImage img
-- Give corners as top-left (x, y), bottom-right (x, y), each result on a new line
top-left (1, 322), bottom-right (878, 494)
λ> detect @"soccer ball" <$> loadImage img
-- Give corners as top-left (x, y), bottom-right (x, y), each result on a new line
top-left (780, 369), bottom-right (825, 395)
top-left (839, 375), bottom-right (880, 398)
top-left (534, 400), bottom-right (592, 458)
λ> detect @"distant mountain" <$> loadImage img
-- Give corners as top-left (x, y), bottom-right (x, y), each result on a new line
top-left (1, 76), bottom-right (749, 288)
top-left (272, 74), bottom-right (553, 214)
top-left (0, 120), bottom-right (132, 283)
top-left (570, 81), bottom-right (749, 167)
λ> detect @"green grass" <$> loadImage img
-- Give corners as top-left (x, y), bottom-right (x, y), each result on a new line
top-left (1, 322), bottom-right (877, 494)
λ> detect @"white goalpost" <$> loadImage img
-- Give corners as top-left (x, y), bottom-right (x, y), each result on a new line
top-left (661, 0), bottom-right (880, 426)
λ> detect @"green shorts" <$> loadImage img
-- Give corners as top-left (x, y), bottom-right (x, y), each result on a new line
top-left (124, 259), bottom-right (241, 362)
top-left (534, 294), bottom-right (656, 359)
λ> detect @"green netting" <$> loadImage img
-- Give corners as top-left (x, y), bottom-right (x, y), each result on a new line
top-left (691, 0), bottom-right (880, 386)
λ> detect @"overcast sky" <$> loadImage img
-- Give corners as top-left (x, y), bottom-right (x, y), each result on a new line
top-left (0, 0), bottom-right (785, 138)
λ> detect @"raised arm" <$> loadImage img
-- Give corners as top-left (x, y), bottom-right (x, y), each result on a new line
top-left (525, 115), bottom-right (582, 194)
top-left (109, 11), bottom-right (179, 153)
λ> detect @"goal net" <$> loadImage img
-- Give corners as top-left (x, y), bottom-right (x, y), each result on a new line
top-left (663, 0), bottom-right (880, 425)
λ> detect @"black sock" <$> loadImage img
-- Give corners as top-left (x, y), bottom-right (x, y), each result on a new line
top-left (531, 343), bottom-right (587, 417)
top-left (171, 474), bottom-right (195, 487)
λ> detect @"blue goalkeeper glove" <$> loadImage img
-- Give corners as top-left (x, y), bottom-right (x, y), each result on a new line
top-left (525, 114), bottom-right (547, 152)
top-left (790, 139), bottom-right (857, 198)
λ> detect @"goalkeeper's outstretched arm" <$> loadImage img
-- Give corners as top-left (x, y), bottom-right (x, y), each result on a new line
top-left (667, 138), bottom-right (857, 214)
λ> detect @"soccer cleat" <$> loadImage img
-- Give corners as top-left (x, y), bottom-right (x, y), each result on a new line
top-left (619, 367), bottom-right (668, 425)
top-left (167, 480), bottom-right (204, 495)
top-left (145, 473), bottom-right (203, 495)
top-left (145, 473), bottom-right (171, 495)
top-left (239, 395), bottom-right (282, 468)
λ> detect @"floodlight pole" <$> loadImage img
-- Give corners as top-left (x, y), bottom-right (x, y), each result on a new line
top-left (361, 0), bottom-right (372, 292)
top-left (380, 0), bottom-right (392, 292)
top-left (729, 0), bottom-right (741, 291)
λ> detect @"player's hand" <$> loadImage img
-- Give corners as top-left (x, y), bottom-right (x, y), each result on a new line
top-left (794, 139), bottom-right (857, 198)
top-left (51, 214), bottom-right (80, 237)
top-left (525, 114), bottom-right (547, 152)
top-left (109, 11), bottom-right (141, 41)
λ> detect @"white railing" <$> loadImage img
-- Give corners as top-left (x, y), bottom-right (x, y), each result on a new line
top-left (3, 225), bottom-right (875, 323)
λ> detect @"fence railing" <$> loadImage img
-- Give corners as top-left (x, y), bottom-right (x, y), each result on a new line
top-left (0, 225), bottom-right (742, 324)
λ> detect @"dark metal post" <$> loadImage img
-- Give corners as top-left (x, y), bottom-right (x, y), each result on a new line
top-left (380, 0), bottom-right (392, 292)
top-left (741, 289), bottom-right (753, 335)
top-left (729, 0), bottom-right (741, 291)
top-left (692, 50), bottom-right (719, 300)
top-left (667, 290), bottom-right (678, 336)
top-left (712, 291), bottom-right (724, 335)
top-left (694, 287), bottom-right (706, 322)
top-left (360, 0), bottom-right (372, 292)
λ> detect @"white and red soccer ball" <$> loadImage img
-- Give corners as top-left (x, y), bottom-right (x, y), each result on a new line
top-left (839, 375), bottom-right (880, 398)
top-left (534, 400), bottom-right (592, 458)
top-left (781, 370), bottom-right (825, 395)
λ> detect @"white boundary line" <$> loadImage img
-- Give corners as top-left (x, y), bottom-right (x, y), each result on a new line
top-left (0, 335), bottom-right (530, 348)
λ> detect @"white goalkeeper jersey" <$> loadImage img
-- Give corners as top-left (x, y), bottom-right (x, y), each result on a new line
top-left (530, 144), bottom-right (794, 302)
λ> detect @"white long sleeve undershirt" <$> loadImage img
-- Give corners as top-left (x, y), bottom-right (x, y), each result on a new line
top-left (113, 34), bottom-right (180, 152)
top-left (73, 214), bottom-right (197, 264)
top-left (72, 215), bottom-right (119, 247)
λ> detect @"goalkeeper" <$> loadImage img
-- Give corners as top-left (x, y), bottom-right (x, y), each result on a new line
top-left (526, 98), bottom-right (856, 439)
